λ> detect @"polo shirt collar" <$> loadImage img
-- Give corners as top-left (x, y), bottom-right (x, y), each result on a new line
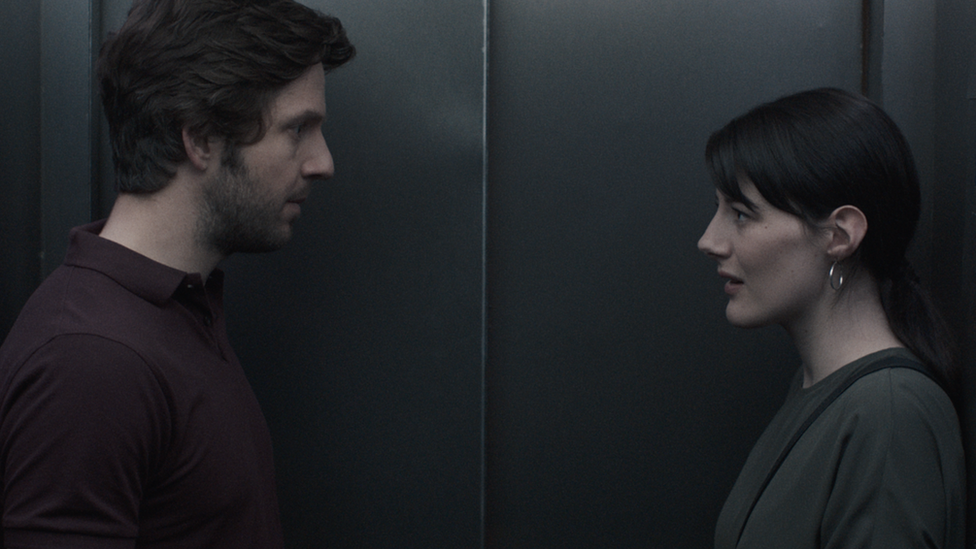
top-left (63, 220), bottom-right (224, 307)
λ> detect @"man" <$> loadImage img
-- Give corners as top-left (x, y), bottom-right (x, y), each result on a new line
top-left (0, 0), bottom-right (353, 546)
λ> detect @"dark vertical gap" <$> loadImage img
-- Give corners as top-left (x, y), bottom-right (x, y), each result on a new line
top-left (0, 0), bottom-right (43, 340)
top-left (860, 0), bottom-right (883, 103)
top-left (40, 0), bottom-right (96, 276)
top-left (32, 1), bottom-right (44, 284)
top-left (483, 1), bottom-right (498, 546)
top-left (90, 0), bottom-right (102, 220)
top-left (480, 5), bottom-right (489, 548)
top-left (860, 0), bottom-right (870, 96)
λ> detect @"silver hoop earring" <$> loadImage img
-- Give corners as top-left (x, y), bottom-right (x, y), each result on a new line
top-left (828, 261), bottom-right (844, 291)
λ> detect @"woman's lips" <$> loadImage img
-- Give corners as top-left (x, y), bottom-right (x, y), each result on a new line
top-left (719, 271), bottom-right (743, 295)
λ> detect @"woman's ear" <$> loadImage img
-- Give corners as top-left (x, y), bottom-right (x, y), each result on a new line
top-left (825, 205), bottom-right (868, 260)
top-left (182, 127), bottom-right (216, 172)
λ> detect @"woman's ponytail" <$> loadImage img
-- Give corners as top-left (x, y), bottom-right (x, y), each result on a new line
top-left (878, 261), bottom-right (959, 400)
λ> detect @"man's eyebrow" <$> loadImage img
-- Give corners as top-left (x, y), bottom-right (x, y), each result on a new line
top-left (278, 109), bottom-right (325, 128)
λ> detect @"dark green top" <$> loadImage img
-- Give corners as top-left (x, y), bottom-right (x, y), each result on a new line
top-left (714, 348), bottom-right (964, 549)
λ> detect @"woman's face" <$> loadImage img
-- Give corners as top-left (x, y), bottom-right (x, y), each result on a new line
top-left (697, 180), bottom-right (831, 329)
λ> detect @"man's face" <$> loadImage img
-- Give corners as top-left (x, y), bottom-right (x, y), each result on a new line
top-left (198, 63), bottom-right (333, 255)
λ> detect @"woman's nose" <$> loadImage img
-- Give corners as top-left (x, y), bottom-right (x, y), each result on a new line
top-left (697, 213), bottom-right (727, 258)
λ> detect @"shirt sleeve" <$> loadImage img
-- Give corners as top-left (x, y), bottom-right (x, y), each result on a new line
top-left (821, 369), bottom-right (964, 549)
top-left (0, 333), bottom-right (171, 548)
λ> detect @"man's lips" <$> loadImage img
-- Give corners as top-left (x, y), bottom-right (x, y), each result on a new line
top-left (283, 195), bottom-right (307, 218)
top-left (286, 194), bottom-right (308, 209)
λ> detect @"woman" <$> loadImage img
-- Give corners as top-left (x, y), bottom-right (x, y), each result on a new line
top-left (698, 88), bottom-right (965, 548)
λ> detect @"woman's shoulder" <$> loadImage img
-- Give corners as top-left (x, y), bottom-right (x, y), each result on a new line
top-left (841, 347), bottom-right (945, 397)
top-left (835, 354), bottom-right (958, 436)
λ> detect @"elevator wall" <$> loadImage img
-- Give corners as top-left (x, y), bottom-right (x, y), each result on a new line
top-left (484, 1), bottom-right (855, 546)
top-left (1, 1), bottom-right (975, 548)
top-left (0, 0), bottom-right (41, 345)
top-left (220, 1), bottom-right (487, 546)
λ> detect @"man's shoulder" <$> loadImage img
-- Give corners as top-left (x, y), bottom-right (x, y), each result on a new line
top-left (1, 263), bottom-right (160, 368)
top-left (3, 332), bottom-right (156, 393)
top-left (0, 274), bottom-right (164, 412)
top-left (12, 260), bottom-right (137, 323)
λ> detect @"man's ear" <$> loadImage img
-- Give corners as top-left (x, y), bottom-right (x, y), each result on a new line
top-left (182, 128), bottom-right (216, 171)
top-left (825, 205), bottom-right (868, 260)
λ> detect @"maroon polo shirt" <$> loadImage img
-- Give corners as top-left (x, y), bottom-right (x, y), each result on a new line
top-left (0, 221), bottom-right (284, 549)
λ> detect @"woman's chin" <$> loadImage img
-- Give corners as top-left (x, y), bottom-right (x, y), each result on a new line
top-left (725, 306), bottom-right (768, 329)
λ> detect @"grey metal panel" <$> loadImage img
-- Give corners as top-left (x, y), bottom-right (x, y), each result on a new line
top-left (39, 0), bottom-right (98, 276)
top-left (18, 0), bottom-right (975, 546)
top-left (879, 0), bottom-right (937, 274)
top-left (485, 0), bottom-right (861, 546)
top-left (219, 1), bottom-right (488, 547)
top-left (882, 13), bottom-right (976, 545)
top-left (930, 0), bottom-right (976, 545)
top-left (95, 0), bottom-right (130, 217)
top-left (0, 0), bottom-right (42, 338)
top-left (92, 0), bottom-right (487, 546)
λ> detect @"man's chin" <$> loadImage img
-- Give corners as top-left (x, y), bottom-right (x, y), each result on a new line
top-left (237, 236), bottom-right (292, 254)
top-left (220, 229), bottom-right (294, 255)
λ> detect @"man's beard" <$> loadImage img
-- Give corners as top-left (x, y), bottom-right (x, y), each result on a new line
top-left (196, 149), bottom-right (293, 256)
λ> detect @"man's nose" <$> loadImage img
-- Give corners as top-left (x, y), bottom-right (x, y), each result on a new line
top-left (304, 133), bottom-right (334, 181)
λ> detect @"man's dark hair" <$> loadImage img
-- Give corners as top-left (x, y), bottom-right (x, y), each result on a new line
top-left (97, 0), bottom-right (355, 193)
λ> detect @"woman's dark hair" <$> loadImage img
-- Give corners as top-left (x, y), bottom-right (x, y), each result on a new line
top-left (705, 87), bottom-right (958, 393)
top-left (97, 0), bottom-right (355, 193)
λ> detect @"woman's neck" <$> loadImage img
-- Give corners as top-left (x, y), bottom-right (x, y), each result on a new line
top-left (787, 276), bottom-right (904, 388)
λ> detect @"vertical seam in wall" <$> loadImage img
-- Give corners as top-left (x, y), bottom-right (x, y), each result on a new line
top-left (90, 0), bottom-right (101, 219)
top-left (40, 0), bottom-right (96, 277)
top-left (40, 0), bottom-right (95, 278)
top-left (861, 0), bottom-right (884, 103)
top-left (35, 0), bottom-right (45, 280)
top-left (480, 0), bottom-right (489, 547)
top-left (861, 0), bottom-right (870, 95)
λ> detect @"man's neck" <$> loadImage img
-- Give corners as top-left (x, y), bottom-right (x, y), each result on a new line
top-left (99, 178), bottom-right (224, 279)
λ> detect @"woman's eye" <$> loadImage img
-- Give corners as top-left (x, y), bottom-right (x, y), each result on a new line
top-left (732, 208), bottom-right (748, 221)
